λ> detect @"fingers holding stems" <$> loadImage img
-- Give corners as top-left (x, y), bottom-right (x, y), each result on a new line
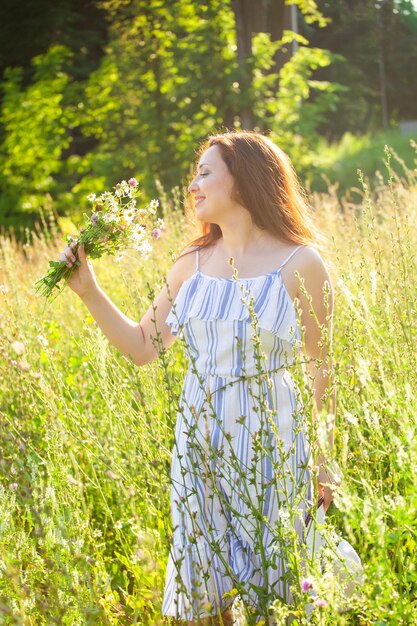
top-left (60, 241), bottom-right (81, 268)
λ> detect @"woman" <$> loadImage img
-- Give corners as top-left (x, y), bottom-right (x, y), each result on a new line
top-left (61, 131), bottom-right (336, 625)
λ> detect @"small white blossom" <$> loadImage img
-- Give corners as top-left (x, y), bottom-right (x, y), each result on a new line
top-left (132, 238), bottom-right (152, 256)
top-left (103, 213), bottom-right (119, 224)
top-left (148, 199), bottom-right (159, 214)
top-left (124, 208), bottom-right (135, 224)
top-left (37, 335), bottom-right (49, 348)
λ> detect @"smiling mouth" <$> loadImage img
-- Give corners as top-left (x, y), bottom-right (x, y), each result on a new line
top-left (195, 197), bottom-right (205, 205)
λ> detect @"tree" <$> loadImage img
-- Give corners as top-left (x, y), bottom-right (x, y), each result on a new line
top-left (0, 0), bottom-right (341, 231)
top-left (305, 0), bottom-right (417, 138)
top-left (0, 0), bottom-right (108, 83)
top-left (0, 46), bottom-right (78, 228)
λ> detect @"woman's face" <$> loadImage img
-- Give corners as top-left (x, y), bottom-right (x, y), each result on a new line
top-left (187, 145), bottom-right (240, 224)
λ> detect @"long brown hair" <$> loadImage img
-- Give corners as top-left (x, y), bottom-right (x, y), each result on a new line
top-left (184, 130), bottom-right (323, 252)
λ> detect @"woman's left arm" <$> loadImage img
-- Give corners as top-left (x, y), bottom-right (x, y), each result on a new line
top-left (295, 248), bottom-right (337, 510)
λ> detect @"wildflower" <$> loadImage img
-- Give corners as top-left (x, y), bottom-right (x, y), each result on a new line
top-left (137, 208), bottom-right (148, 219)
top-left (35, 177), bottom-right (160, 298)
top-left (17, 360), bottom-right (30, 372)
top-left (278, 506), bottom-right (291, 528)
top-left (345, 412), bottom-right (358, 426)
top-left (36, 335), bottom-right (49, 348)
top-left (223, 588), bottom-right (238, 600)
top-left (9, 483), bottom-right (18, 490)
top-left (107, 470), bottom-right (118, 480)
top-left (124, 208), bottom-right (135, 224)
top-left (103, 213), bottom-right (119, 224)
top-left (301, 578), bottom-right (314, 593)
top-left (141, 240), bottom-right (153, 256)
top-left (148, 199), bottom-right (159, 214)
top-left (313, 598), bottom-right (328, 608)
top-left (133, 548), bottom-right (145, 562)
top-left (11, 341), bottom-right (25, 355)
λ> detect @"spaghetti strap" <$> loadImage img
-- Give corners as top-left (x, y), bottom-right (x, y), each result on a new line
top-left (195, 248), bottom-right (200, 271)
top-left (277, 245), bottom-right (304, 270)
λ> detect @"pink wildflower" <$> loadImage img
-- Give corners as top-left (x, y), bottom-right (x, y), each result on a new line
top-left (301, 578), bottom-right (313, 593)
top-left (11, 341), bottom-right (25, 355)
top-left (91, 213), bottom-right (99, 226)
top-left (128, 177), bottom-right (138, 187)
top-left (9, 483), bottom-right (18, 490)
top-left (152, 228), bottom-right (161, 240)
top-left (313, 598), bottom-right (328, 608)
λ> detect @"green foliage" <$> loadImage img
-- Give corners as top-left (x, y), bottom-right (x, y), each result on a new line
top-left (309, 0), bottom-right (417, 138)
top-left (1, 0), bottom-right (416, 235)
top-left (0, 45), bottom-right (77, 228)
top-left (0, 0), bottom-right (340, 234)
top-left (291, 0), bottom-right (331, 26)
top-left (74, 0), bottom-right (234, 187)
top-left (306, 129), bottom-right (417, 195)
top-left (264, 44), bottom-right (345, 168)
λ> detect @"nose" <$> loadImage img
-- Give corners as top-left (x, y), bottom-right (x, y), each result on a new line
top-left (187, 174), bottom-right (199, 194)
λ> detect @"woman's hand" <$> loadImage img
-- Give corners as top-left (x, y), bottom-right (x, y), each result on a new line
top-left (317, 460), bottom-right (340, 513)
top-left (319, 482), bottom-right (334, 513)
top-left (60, 242), bottom-right (98, 299)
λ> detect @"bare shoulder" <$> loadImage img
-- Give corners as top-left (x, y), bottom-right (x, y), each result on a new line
top-left (295, 245), bottom-right (326, 267)
top-left (295, 246), bottom-right (332, 281)
top-left (281, 245), bottom-right (333, 304)
top-left (166, 245), bottom-right (199, 288)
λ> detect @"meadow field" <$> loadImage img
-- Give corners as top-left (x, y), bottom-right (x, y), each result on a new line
top-left (1, 150), bottom-right (417, 625)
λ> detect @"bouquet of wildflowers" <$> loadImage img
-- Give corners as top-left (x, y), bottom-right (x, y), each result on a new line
top-left (35, 177), bottom-right (164, 299)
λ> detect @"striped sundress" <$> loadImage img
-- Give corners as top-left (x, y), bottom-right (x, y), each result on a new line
top-left (162, 245), bottom-right (313, 621)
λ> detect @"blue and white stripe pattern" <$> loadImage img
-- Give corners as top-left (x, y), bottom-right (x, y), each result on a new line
top-left (162, 246), bottom-right (313, 621)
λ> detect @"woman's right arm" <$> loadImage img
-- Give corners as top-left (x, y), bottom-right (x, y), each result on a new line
top-left (63, 242), bottom-right (194, 367)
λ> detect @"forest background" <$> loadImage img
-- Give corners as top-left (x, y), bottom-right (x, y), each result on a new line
top-left (0, 0), bottom-right (417, 234)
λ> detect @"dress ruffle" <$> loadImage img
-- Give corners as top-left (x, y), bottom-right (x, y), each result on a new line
top-left (166, 270), bottom-right (301, 346)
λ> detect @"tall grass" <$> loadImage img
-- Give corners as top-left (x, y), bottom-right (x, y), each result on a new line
top-left (0, 148), bottom-right (416, 625)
